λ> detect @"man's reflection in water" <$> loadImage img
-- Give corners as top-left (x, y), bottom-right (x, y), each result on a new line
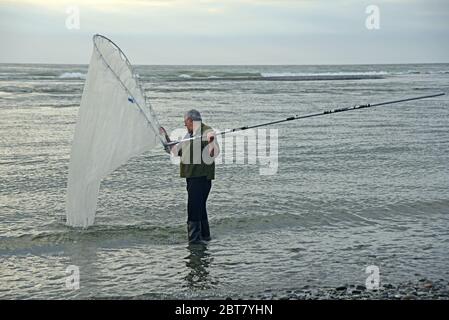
top-left (184, 243), bottom-right (215, 290)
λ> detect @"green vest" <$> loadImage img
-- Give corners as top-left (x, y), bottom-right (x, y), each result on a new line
top-left (179, 123), bottom-right (216, 180)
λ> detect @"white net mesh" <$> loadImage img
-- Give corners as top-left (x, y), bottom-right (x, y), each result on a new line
top-left (66, 35), bottom-right (165, 228)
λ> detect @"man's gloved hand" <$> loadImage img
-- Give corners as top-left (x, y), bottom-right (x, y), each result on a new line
top-left (159, 127), bottom-right (170, 141)
top-left (159, 127), bottom-right (172, 154)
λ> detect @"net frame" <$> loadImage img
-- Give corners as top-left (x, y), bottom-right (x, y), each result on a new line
top-left (92, 34), bottom-right (167, 147)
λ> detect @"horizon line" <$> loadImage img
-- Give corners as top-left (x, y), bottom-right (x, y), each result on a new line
top-left (1, 61), bottom-right (449, 67)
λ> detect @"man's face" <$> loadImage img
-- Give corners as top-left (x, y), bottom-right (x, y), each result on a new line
top-left (184, 117), bottom-right (193, 133)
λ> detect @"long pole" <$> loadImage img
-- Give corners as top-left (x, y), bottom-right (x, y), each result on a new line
top-left (165, 92), bottom-right (445, 146)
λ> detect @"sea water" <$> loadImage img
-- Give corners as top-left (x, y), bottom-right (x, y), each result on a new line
top-left (0, 64), bottom-right (448, 299)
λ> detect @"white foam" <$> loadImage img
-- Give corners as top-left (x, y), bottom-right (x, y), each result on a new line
top-left (59, 72), bottom-right (87, 79)
top-left (260, 71), bottom-right (388, 77)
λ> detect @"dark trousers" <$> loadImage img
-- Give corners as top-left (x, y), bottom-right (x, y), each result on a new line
top-left (186, 176), bottom-right (212, 242)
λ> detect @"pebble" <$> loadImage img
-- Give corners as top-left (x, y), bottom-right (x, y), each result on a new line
top-left (423, 282), bottom-right (433, 289)
top-left (247, 279), bottom-right (449, 301)
top-left (417, 292), bottom-right (428, 297)
top-left (383, 283), bottom-right (394, 289)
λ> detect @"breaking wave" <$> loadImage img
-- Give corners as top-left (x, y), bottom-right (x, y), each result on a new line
top-left (175, 71), bottom-right (389, 81)
top-left (59, 72), bottom-right (86, 79)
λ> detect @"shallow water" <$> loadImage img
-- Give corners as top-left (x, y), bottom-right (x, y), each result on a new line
top-left (0, 63), bottom-right (448, 299)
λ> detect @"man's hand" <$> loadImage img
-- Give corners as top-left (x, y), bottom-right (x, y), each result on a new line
top-left (206, 131), bottom-right (219, 158)
top-left (160, 127), bottom-right (173, 154)
top-left (159, 127), bottom-right (171, 142)
top-left (206, 131), bottom-right (215, 143)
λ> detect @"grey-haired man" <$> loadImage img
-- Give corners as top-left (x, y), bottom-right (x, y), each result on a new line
top-left (160, 109), bottom-right (219, 243)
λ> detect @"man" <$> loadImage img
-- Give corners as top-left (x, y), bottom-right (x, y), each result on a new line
top-left (160, 109), bottom-right (219, 244)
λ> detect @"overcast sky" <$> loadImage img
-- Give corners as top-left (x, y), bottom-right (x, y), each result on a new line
top-left (0, 0), bottom-right (448, 64)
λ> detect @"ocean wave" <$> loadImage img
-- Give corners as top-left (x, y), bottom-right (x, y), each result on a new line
top-left (396, 69), bottom-right (449, 75)
top-left (0, 223), bottom-right (186, 254)
top-left (174, 71), bottom-right (388, 82)
top-left (0, 85), bottom-right (33, 93)
top-left (404, 70), bottom-right (421, 75)
top-left (0, 212), bottom-right (303, 253)
top-left (0, 84), bottom-right (83, 95)
top-left (59, 72), bottom-right (86, 79)
top-left (1, 197), bottom-right (448, 255)
top-left (177, 71), bottom-right (259, 80)
top-left (260, 71), bottom-right (389, 77)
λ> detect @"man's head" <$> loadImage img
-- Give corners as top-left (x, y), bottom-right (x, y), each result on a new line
top-left (184, 109), bottom-right (202, 134)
